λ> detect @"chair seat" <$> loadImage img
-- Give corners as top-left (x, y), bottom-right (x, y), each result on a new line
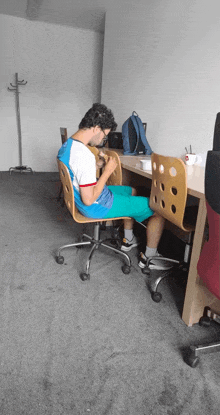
top-left (74, 207), bottom-right (130, 224)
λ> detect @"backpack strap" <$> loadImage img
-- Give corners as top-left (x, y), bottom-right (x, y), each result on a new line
top-left (130, 113), bottom-right (141, 154)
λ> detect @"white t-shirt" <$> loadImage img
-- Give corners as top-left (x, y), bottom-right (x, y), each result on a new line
top-left (71, 141), bottom-right (97, 190)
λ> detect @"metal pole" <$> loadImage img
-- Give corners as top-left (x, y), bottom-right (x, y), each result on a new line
top-left (15, 73), bottom-right (23, 167)
top-left (7, 73), bottom-right (33, 173)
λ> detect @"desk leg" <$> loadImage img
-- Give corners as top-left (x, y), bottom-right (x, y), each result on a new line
top-left (182, 197), bottom-right (207, 326)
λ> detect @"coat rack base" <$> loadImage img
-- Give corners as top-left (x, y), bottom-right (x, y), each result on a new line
top-left (9, 165), bottom-right (33, 174)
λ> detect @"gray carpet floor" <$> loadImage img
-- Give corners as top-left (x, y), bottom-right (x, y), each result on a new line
top-left (1, 171), bottom-right (220, 415)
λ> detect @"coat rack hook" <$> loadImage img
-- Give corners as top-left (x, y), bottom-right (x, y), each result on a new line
top-left (18, 80), bottom-right (28, 85)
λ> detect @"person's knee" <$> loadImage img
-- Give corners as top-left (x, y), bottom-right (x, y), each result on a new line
top-left (152, 212), bottom-right (166, 223)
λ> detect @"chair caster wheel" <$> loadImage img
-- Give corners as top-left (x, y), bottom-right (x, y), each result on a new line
top-left (184, 354), bottom-right (199, 368)
top-left (80, 272), bottom-right (90, 281)
top-left (122, 265), bottom-right (131, 274)
top-left (151, 291), bottom-right (162, 302)
top-left (56, 255), bottom-right (64, 265)
top-left (199, 316), bottom-right (211, 327)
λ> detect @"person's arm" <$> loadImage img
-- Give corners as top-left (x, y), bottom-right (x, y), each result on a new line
top-left (80, 156), bottom-right (117, 206)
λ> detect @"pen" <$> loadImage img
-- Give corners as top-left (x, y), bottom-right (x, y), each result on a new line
top-left (190, 145), bottom-right (192, 154)
top-left (185, 147), bottom-right (188, 153)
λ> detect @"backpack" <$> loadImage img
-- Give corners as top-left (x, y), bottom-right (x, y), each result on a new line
top-left (122, 111), bottom-right (153, 155)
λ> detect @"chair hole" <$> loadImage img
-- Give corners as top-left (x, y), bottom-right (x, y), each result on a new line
top-left (160, 183), bottom-right (165, 191)
top-left (161, 200), bottom-right (165, 208)
top-left (159, 164), bottom-right (164, 173)
top-left (153, 162), bottom-right (157, 170)
top-left (169, 167), bottom-right (177, 177)
top-left (67, 201), bottom-right (71, 209)
top-left (65, 185), bottom-right (69, 192)
top-left (153, 195), bottom-right (157, 203)
top-left (154, 179), bottom-right (157, 187)
top-left (171, 186), bottom-right (177, 195)
top-left (171, 205), bottom-right (176, 214)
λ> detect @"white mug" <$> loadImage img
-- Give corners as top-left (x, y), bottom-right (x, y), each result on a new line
top-left (185, 153), bottom-right (202, 166)
top-left (140, 159), bottom-right (152, 171)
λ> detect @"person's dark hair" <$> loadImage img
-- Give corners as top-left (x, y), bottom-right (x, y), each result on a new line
top-left (79, 103), bottom-right (117, 132)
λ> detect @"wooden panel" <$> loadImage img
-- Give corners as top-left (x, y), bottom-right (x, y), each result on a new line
top-left (104, 149), bottom-right (122, 186)
top-left (150, 153), bottom-right (190, 231)
top-left (60, 127), bottom-right (68, 144)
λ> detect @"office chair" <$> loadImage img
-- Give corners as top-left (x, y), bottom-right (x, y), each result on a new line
top-left (143, 153), bottom-right (198, 302)
top-left (56, 150), bottom-right (131, 281)
top-left (185, 112), bottom-right (220, 368)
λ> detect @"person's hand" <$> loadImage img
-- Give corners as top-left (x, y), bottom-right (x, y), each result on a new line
top-left (98, 151), bottom-right (106, 159)
top-left (96, 159), bottom-right (105, 169)
top-left (96, 151), bottom-right (108, 169)
top-left (104, 156), bottom-right (117, 175)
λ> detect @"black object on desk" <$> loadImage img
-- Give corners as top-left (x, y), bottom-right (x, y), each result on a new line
top-left (107, 132), bottom-right (123, 149)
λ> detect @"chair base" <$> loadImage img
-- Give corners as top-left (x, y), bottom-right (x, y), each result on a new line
top-left (185, 308), bottom-right (220, 368)
top-left (56, 223), bottom-right (131, 280)
top-left (9, 165), bottom-right (33, 174)
top-left (143, 257), bottom-right (188, 302)
top-left (185, 341), bottom-right (220, 368)
top-left (144, 231), bottom-right (194, 302)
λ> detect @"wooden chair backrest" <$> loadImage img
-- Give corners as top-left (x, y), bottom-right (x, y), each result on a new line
top-left (57, 159), bottom-right (75, 218)
top-left (57, 159), bottom-right (95, 224)
top-left (104, 149), bottom-right (122, 186)
top-left (87, 147), bottom-right (122, 184)
top-left (60, 128), bottom-right (68, 144)
top-left (150, 153), bottom-right (192, 232)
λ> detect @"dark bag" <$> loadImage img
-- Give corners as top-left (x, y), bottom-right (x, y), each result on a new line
top-left (107, 132), bottom-right (123, 149)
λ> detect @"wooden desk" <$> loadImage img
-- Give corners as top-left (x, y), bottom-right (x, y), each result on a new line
top-left (111, 150), bottom-right (220, 327)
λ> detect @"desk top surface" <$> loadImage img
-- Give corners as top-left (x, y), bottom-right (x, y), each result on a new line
top-left (108, 149), bottom-right (205, 199)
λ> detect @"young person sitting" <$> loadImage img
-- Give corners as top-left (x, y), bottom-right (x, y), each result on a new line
top-left (57, 103), bottom-right (166, 270)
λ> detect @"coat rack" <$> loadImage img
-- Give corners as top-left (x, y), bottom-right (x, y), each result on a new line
top-left (7, 73), bottom-right (33, 173)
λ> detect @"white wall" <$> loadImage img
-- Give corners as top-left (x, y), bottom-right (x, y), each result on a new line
top-left (0, 14), bottom-right (103, 171)
top-left (102, 0), bottom-right (220, 163)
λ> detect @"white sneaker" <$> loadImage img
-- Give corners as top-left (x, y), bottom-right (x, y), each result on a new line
top-left (121, 236), bottom-right (139, 252)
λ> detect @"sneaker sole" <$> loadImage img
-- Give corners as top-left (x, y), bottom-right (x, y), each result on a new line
top-left (121, 243), bottom-right (139, 252)
top-left (138, 261), bottom-right (146, 269)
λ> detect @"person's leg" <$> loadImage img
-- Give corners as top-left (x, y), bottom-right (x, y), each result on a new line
top-left (122, 188), bottom-right (164, 253)
top-left (106, 186), bottom-right (138, 250)
top-left (105, 186), bottom-right (167, 267)
top-left (105, 186), bottom-right (165, 253)
top-left (123, 187), bottom-right (136, 233)
top-left (138, 212), bottom-right (166, 269)
top-left (146, 212), bottom-right (165, 249)
top-left (122, 188), bottom-right (137, 249)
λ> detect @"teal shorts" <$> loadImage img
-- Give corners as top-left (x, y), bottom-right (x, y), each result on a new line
top-left (103, 185), bottom-right (154, 223)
